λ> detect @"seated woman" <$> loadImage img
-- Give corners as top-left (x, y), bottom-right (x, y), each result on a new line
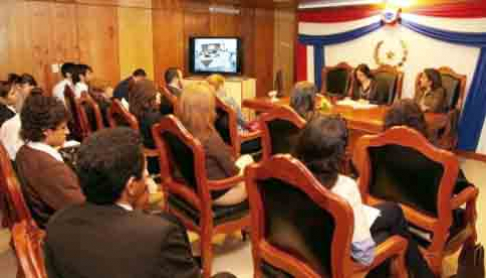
top-left (176, 82), bottom-right (247, 206)
top-left (289, 81), bottom-right (318, 121)
top-left (0, 81), bottom-right (18, 127)
top-left (350, 64), bottom-right (386, 105)
top-left (206, 74), bottom-right (248, 131)
top-left (414, 68), bottom-right (446, 113)
top-left (128, 79), bottom-right (162, 175)
top-left (384, 99), bottom-right (471, 194)
top-left (294, 115), bottom-right (433, 278)
top-left (15, 94), bottom-right (85, 228)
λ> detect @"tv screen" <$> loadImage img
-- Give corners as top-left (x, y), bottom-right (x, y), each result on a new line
top-left (189, 37), bottom-right (242, 75)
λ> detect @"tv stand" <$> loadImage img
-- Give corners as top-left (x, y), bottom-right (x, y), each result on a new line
top-left (184, 76), bottom-right (256, 120)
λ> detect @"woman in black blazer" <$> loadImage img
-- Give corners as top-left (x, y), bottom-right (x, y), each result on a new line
top-left (350, 64), bottom-right (387, 105)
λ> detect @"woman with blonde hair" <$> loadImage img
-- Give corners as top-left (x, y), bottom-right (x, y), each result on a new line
top-left (176, 82), bottom-right (247, 206)
top-left (206, 74), bottom-right (248, 131)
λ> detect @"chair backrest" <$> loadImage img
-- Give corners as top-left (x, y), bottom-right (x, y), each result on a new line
top-left (107, 99), bottom-right (139, 130)
top-left (321, 62), bottom-right (353, 98)
top-left (78, 92), bottom-right (105, 133)
top-left (12, 220), bottom-right (47, 278)
top-left (371, 65), bottom-right (404, 105)
top-left (415, 67), bottom-right (466, 112)
top-left (245, 155), bottom-right (354, 278)
top-left (160, 86), bottom-right (178, 115)
top-left (63, 85), bottom-right (85, 141)
top-left (0, 143), bottom-right (32, 229)
top-left (152, 116), bottom-right (210, 209)
top-left (259, 106), bottom-right (306, 161)
top-left (214, 97), bottom-right (240, 157)
top-left (354, 127), bottom-right (458, 220)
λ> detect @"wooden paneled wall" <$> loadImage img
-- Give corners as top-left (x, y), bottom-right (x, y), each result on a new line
top-left (0, 0), bottom-right (284, 97)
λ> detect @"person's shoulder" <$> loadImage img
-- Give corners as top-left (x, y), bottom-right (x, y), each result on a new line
top-left (333, 175), bottom-right (358, 193)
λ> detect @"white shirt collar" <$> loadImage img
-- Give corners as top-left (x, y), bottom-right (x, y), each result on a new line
top-left (27, 142), bottom-right (64, 162)
top-left (116, 203), bottom-right (133, 211)
top-left (6, 105), bottom-right (16, 114)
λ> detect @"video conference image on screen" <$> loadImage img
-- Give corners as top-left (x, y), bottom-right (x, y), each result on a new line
top-left (194, 38), bottom-right (238, 73)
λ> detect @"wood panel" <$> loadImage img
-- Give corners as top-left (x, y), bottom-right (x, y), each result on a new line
top-left (118, 7), bottom-right (154, 80)
top-left (210, 13), bottom-right (241, 36)
top-left (0, 0), bottom-right (11, 80)
top-left (152, 6), bottom-right (184, 85)
top-left (274, 8), bottom-right (296, 96)
top-left (183, 5), bottom-right (211, 77)
top-left (77, 5), bottom-right (120, 86)
top-left (253, 8), bottom-right (274, 97)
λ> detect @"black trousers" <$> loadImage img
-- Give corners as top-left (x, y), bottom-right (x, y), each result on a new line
top-left (367, 202), bottom-right (434, 278)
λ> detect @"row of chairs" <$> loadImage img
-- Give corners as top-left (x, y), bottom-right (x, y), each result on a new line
top-left (1, 83), bottom-right (478, 277)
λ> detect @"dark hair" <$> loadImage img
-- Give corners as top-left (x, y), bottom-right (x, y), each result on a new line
top-left (13, 74), bottom-right (37, 87)
top-left (290, 81), bottom-right (317, 121)
top-left (73, 64), bottom-right (93, 84)
top-left (30, 87), bottom-right (44, 96)
top-left (423, 68), bottom-right (442, 90)
top-left (20, 95), bottom-right (69, 142)
top-left (132, 68), bottom-right (147, 77)
top-left (354, 64), bottom-right (374, 86)
top-left (7, 73), bottom-right (20, 84)
top-left (384, 99), bottom-right (428, 137)
top-left (0, 81), bottom-right (13, 98)
top-left (164, 67), bottom-right (180, 85)
top-left (61, 62), bottom-right (77, 79)
top-left (295, 115), bottom-right (348, 188)
top-left (76, 127), bottom-right (144, 205)
top-left (128, 79), bottom-right (158, 119)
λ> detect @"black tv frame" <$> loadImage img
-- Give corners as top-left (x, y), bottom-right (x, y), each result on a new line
top-left (188, 36), bottom-right (243, 76)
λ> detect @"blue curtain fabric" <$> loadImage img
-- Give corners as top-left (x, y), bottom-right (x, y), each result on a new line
top-left (298, 21), bottom-right (384, 89)
top-left (401, 19), bottom-right (486, 151)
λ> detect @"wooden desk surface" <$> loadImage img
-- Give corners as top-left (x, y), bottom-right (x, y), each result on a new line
top-left (243, 96), bottom-right (447, 134)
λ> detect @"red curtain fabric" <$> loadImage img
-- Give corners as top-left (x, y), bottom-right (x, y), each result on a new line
top-left (406, 2), bottom-right (486, 18)
top-left (298, 5), bottom-right (382, 23)
top-left (296, 42), bottom-right (308, 82)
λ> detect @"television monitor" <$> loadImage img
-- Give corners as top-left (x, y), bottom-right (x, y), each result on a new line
top-left (189, 37), bottom-right (242, 75)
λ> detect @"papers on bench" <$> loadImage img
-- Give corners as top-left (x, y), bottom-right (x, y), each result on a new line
top-left (336, 98), bottom-right (378, 109)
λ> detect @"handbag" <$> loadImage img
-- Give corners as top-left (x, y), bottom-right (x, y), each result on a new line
top-left (457, 244), bottom-right (485, 278)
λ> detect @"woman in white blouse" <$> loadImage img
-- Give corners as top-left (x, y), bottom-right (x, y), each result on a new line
top-left (294, 115), bottom-right (433, 278)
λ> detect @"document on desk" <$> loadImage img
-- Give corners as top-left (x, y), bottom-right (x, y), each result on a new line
top-left (337, 99), bottom-right (378, 109)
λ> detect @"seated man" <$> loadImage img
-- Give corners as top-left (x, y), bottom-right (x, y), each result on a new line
top-left (44, 127), bottom-right (236, 278)
top-left (113, 68), bottom-right (147, 101)
top-left (164, 67), bottom-right (183, 97)
top-left (15, 94), bottom-right (85, 228)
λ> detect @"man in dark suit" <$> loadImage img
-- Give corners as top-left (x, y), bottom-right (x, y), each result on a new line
top-left (44, 127), bottom-right (236, 278)
top-left (113, 68), bottom-right (147, 101)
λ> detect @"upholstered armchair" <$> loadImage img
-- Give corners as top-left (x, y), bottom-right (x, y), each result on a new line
top-left (152, 115), bottom-right (250, 278)
top-left (245, 155), bottom-right (408, 278)
top-left (353, 127), bottom-right (478, 276)
top-left (259, 106), bottom-right (307, 161)
top-left (321, 62), bottom-right (353, 99)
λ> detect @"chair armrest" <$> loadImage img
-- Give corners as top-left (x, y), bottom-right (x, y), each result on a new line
top-left (240, 130), bottom-right (261, 142)
top-left (207, 174), bottom-right (245, 191)
top-left (451, 186), bottom-right (479, 209)
top-left (369, 235), bottom-right (408, 270)
top-left (143, 147), bottom-right (159, 158)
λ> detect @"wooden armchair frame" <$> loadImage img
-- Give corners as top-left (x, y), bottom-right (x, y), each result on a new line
top-left (12, 220), bottom-right (47, 278)
top-left (245, 155), bottom-right (408, 278)
top-left (77, 92), bottom-right (105, 135)
top-left (152, 115), bottom-right (250, 278)
top-left (63, 85), bottom-right (86, 141)
top-left (353, 127), bottom-right (478, 276)
top-left (215, 96), bottom-right (261, 157)
top-left (321, 62), bottom-right (353, 99)
top-left (107, 99), bottom-right (159, 158)
top-left (259, 106), bottom-right (306, 161)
